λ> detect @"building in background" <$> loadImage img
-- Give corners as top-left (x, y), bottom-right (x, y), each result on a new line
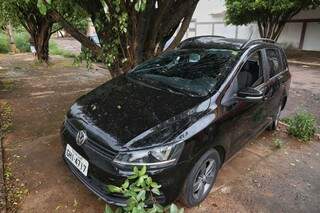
top-left (186, 0), bottom-right (320, 51)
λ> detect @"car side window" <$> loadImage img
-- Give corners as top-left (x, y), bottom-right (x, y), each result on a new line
top-left (266, 49), bottom-right (281, 77)
top-left (279, 49), bottom-right (288, 70)
top-left (237, 51), bottom-right (264, 90)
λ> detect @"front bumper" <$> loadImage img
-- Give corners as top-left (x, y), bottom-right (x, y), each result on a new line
top-left (61, 125), bottom-right (191, 206)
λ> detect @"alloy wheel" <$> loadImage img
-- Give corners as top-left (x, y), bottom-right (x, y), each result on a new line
top-left (192, 158), bottom-right (216, 200)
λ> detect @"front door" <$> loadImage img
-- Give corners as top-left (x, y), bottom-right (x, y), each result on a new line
top-left (220, 49), bottom-right (269, 155)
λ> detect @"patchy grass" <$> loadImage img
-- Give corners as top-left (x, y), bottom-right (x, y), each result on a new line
top-left (0, 79), bottom-right (15, 91)
top-left (283, 111), bottom-right (317, 142)
top-left (273, 138), bottom-right (283, 149)
top-left (4, 165), bottom-right (28, 212)
top-left (0, 101), bottom-right (13, 135)
top-left (49, 41), bottom-right (76, 58)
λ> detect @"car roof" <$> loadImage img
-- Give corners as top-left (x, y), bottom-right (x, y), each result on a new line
top-left (178, 36), bottom-right (279, 51)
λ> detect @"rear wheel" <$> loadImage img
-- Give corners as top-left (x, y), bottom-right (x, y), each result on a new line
top-left (180, 149), bottom-right (221, 207)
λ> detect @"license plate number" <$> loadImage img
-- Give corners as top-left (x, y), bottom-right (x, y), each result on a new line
top-left (65, 144), bottom-right (89, 176)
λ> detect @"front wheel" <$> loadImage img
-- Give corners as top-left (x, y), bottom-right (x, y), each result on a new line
top-left (179, 149), bottom-right (221, 207)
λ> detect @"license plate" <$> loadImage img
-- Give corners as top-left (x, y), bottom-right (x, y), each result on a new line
top-left (65, 144), bottom-right (89, 176)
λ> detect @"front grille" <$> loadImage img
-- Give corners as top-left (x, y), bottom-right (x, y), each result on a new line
top-left (65, 119), bottom-right (117, 160)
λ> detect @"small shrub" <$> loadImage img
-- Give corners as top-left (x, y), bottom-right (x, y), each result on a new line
top-left (273, 138), bottom-right (283, 149)
top-left (284, 111), bottom-right (317, 142)
top-left (105, 166), bottom-right (183, 213)
top-left (15, 32), bottom-right (30, 52)
top-left (0, 33), bottom-right (9, 53)
top-left (49, 41), bottom-right (76, 58)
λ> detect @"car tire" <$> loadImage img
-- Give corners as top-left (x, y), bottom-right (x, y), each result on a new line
top-left (179, 149), bottom-right (221, 207)
top-left (268, 104), bottom-right (282, 131)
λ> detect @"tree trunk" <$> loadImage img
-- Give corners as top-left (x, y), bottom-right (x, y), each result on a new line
top-left (48, 10), bottom-right (102, 57)
top-left (34, 30), bottom-right (50, 62)
top-left (6, 23), bottom-right (17, 53)
top-left (27, 19), bottom-right (53, 63)
top-left (258, 20), bottom-right (286, 42)
top-left (166, 3), bottom-right (197, 51)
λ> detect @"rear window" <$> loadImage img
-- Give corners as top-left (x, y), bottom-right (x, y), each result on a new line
top-left (266, 49), bottom-right (282, 77)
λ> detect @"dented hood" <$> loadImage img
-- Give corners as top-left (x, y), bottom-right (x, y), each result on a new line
top-left (67, 75), bottom-right (212, 151)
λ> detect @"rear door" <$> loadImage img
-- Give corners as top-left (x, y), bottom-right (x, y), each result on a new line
top-left (264, 48), bottom-right (286, 122)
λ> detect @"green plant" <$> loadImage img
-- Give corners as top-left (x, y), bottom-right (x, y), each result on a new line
top-left (0, 33), bottom-right (9, 53)
top-left (284, 111), bottom-right (317, 142)
top-left (105, 166), bottom-right (183, 213)
top-left (273, 138), bottom-right (283, 149)
top-left (15, 32), bottom-right (30, 52)
top-left (49, 41), bottom-right (76, 58)
top-left (0, 31), bottom-right (30, 53)
top-left (0, 101), bottom-right (13, 135)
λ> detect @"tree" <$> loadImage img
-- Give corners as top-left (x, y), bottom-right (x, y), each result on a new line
top-left (0, 0), bottom-right (56, 62)
top-left (47, 0), bottom-right (200, 77)
top-left (225, 0), bottom-right (320, 41)
top-left (0, 0), bottom-right (89, 62)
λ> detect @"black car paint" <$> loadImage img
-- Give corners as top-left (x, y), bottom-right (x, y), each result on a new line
top-left (61, 38), bottom-right (291, 205)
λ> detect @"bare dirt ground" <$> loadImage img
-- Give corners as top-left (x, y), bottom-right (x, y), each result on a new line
top-left (0, 53), bottom-right (319, 213)
top-left (282, 64), bottom-right (320, 130)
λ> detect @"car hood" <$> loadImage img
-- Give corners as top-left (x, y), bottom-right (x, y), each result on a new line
top-left (67, 75), bottom-right (212, 151)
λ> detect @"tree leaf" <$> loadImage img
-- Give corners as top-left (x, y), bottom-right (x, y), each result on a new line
top-left (122, 180), bottom-right (129, 189)
top-left (105, 205), bottom-right (114, 213)
top-left (106, 185), bottom-right (122, 193)
top-left (115, 207), bottom-right (123, 213)
top-left (150, 182), bottom-right (161, 189)
top-left (139, 165), bottom-right (147, 176)
top-left (137, 190), bottom-right (146, 201)
top-left (151, 188), bottom-right (160, 195)
top-left (37, 0), bottom-right (47, 15)
top-left (133, 166), bottom-right (139, 176)
top-left (169, 204), bottom-right (178, 213)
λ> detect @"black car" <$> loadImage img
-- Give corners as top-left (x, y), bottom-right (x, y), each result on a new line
top-left (61, 36), bottom-right (291, 207)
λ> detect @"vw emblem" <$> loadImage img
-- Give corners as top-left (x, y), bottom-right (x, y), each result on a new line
top-left (76, 130), bottom-right (87, 146)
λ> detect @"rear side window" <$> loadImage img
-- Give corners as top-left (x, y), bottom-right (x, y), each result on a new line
top-left (266, 49), bottom-right (281, 77)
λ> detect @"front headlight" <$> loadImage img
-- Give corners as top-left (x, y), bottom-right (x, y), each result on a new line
top-left (113, 142), bottom-right (184, 170)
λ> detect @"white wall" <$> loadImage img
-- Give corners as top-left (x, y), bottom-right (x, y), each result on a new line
top-left (278, 23), bottom-right (303, 48)
top-left (192, 0), bottom-right (225, 22)
top-left (186, 0), bottom-right (320, 51)
top-left (304, 22), bottom-right (320, 51)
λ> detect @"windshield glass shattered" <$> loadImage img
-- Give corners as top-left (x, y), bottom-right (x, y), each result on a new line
top-left (128, 49), bottom-right (240, 97)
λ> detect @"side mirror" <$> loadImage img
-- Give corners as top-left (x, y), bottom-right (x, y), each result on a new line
top-left (237, 88), bottom-right (264, 102)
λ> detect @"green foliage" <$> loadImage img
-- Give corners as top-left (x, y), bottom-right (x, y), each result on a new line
top-left (105, 166), bottom-right (183, 213)
top-left (0, 32), bottom-right (30, 53)
top-left (74, 48), bottom-right (94, 68)
top-left (0, 101), bottom-right (13, 135)
top-left (15, 32), bottom-right (30, 52)
top-left (0, 34), bottom-right (9, 53)
top-left (273, 138), bottom-right (283, 149)
top-left (284, 111), bottom-right (317, 142)
top-left (49, 41), bottom-right (76, 58)
top-left (225, 0), bottom-right (319, 26)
